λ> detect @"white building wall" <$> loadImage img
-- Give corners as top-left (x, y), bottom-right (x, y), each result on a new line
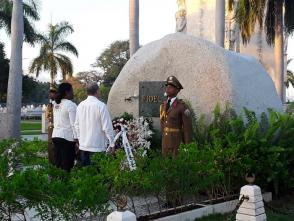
top-left (184, 0), bottom-right (276, 82)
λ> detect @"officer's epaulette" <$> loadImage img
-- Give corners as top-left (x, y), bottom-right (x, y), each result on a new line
top-left (178, 99), bottom-right (192, 116)
top-left (177, 99), bottom-right (190, 108)
top-left (177, 99), bottom-right (186, 104)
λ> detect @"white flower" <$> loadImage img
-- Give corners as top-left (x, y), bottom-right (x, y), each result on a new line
top-left (3, 142), bottom-right (19, 177)
top-left (113, 116), bottom-right (153, 156)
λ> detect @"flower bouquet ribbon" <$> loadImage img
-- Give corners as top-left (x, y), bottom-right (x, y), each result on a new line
top-left (112, 124), bottom-right (137, 171)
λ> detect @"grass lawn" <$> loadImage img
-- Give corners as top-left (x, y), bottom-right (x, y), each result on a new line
top-left (21, 120), bottom-right (42, 130)
top-left (21, 120), bottom-right (42, 135)
top-left (21, 131), bottom-right (43, 135)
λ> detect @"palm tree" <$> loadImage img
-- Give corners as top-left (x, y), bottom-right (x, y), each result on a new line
top-left (285, 59), bottom-right (294, 88)
top-left (6, 0), bottom-right (24, 139)
top-left (228, 0), bottom-right (294, 102)
top-left (0, 0), bottom-right (40, 44)
top-left (29, 22), bottom-right (78, 84)
top-left (129, 0), bottom-right (139, 56)
top-left (215, 0), bottom-right (225, 47)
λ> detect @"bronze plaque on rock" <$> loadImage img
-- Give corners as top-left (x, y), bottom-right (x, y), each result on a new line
top-left (139, 81), bottom-right (166, 117)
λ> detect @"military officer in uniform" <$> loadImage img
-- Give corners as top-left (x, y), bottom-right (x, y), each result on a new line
top-left (46, 84), bottom-right (57, 165)
top-left (160, 76), bottom-right (193, 156)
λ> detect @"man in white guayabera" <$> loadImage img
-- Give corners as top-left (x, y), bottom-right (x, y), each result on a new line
top-left (74, 83), bottom-right (115, 166)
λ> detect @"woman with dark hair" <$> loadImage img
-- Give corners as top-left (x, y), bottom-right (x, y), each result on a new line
top-left (52, 83), bottom-right (78, 172)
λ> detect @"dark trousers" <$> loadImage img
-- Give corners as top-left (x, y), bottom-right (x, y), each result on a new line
top-left (80, 150), bottom-right (94, 166)
top-left (48, 139), bottom-right (55, 165)
top-left (79, 150), bottom-right (105, 167)
top-left (52, 138), bottom-right (76, 172)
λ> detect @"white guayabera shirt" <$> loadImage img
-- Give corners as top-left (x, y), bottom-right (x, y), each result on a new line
top-left (74, 96), bottom-right (115, 152)
top-left (52, 99), bottom-right (78, 142)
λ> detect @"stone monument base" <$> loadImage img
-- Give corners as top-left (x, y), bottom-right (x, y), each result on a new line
top-left (108, 33), bottom-right (283, 124)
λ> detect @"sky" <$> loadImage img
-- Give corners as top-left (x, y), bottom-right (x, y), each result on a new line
top-left (0, 0), bottom-right (294, 89)
top-left (0, 0), bottom-right (177, 82)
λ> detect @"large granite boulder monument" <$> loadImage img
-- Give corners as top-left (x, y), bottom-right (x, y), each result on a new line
top-left (107, 33), bottom-right (283, 121)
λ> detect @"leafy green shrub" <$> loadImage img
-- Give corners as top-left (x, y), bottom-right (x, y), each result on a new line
top-left (191, 105), bottom-right (294, 195)
top-left (286, 102), bottom-right (294, 115)
top-left (0, 140), bottom-right (109, 220)
top-left (0, 106), bottom-right (293, 220)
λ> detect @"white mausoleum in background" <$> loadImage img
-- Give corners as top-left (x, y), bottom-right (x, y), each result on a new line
top-left (107, 1), bottom-right (284, 125)
top-left (178, 0), bottom-right (287, 87)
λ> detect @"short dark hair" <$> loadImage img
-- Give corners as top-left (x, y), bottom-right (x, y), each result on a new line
top-left (86, 83), bottom-right (99, 95)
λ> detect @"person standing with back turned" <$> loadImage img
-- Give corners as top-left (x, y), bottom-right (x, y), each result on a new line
top-left (52, 83), bottom-right (78, 172)
top-left (75, 83), bottom-right (115, 166)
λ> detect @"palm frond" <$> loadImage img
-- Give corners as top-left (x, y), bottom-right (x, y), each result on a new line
top-left (23, 16), bottom-right (38, 45)
top-left (29, 56), bottom-right (43, 77)
top-left (23, 0), bottom-right (40, 21)
top-left (55, 53), bottom-right (73, 80)
top-left (265, 0), bottom-right (275, 45)
top-left (253, 0), bottom-right (266, 29)
top-left (0, 0), bottom-right (40, 44)
top-left (35, 33), bottom-right (49, 44)
top-left (231, 0), bottom-right (292, 46)
top-left (234, 0), bottom-right (265, 44)
top-left (0, 10), bottom-right (11, 34)
top-left (53, 21), bottom-right (74, 42)
top-left (24, 0), bottom-right (40, 12)
top-left (287, 70), bottom-right (294, 76)
top-left (286, 70), bottom-right (294, 88)
top-left (29, 20), bottom-right (77, 82)
top-left (0, 0), bottom-right (12, 34)
top-left (54, 41), bottom-right (78, 57)
top-left (239, 0), bottom-right (252, 44)
top-left (228, 0), bottom-right (235, 11)
top-left (285, 0), bottom-right (294, 34)
top-left (29, 45), bottom-right (50, 76)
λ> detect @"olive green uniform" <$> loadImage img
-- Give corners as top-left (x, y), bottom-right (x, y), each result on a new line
top-left (46, 102), bottom-right (55, 165)
top-left (160, 98), bottom-right (193, 156)
top-left (160, 76), bottom-right (193, 157)
top-left (160, 76), bottom-right (193, 207)
top-left (46, 84), bottom-right (57, 165)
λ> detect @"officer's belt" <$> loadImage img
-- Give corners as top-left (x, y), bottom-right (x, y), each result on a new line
top-left (164, 127), bottom-right (181, 133)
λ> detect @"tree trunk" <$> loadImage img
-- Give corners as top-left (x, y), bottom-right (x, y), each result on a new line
top-left (129, 0), bottom-right (139, 57)
top-left (274, 0), bottom-right (284, 102)
top-left (215, 0), bottom-right (225, 47)
top-left (284, 32), bottom-right (289, 102)
top-left (50, 77), bottom-right (54, 85)
top-left (6, 0), bottom-right (24, 139)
